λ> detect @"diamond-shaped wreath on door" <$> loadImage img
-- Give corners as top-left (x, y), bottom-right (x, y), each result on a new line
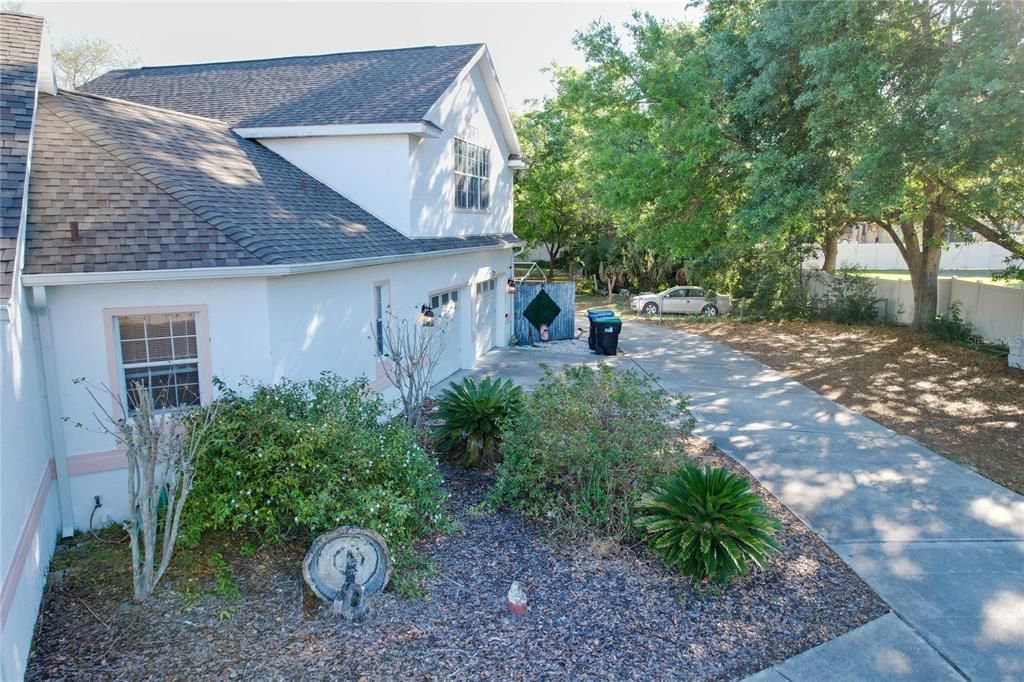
top-left (522, 289), bottom-right (562, 331)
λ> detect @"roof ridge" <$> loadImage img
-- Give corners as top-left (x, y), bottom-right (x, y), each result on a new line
top-left (40, 95), bottom-right (272, 265)
top-left (107, 42), bottom-right (486, 73)
top-left (58, 88), bottom-right (231, 127)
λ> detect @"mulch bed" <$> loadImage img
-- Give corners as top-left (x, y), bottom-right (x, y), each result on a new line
top-left (27, 449), bottom-right (887, 681)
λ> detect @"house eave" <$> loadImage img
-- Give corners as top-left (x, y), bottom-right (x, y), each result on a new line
top-left (234, 121), bottom-right (442, 140)
top-left (20, 241), bottom-right (516, 287)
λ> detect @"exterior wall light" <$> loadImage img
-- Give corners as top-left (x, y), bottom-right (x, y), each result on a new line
top-left (419, 304), bottom-right (435, 327)
top-left (506, 279), bottom-right (517, 294)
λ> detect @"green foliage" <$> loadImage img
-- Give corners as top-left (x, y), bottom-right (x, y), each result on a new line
top-left (183, 374), bottom-right (446, 555)
top-left (434, 376), bottom-right (523, 468)
top-left (635, 463), bottom-right (780, 584)
top-left (490, 364), bottom-right (693, 540)
top-left (810, 268), bottom-right (881, 325)
top-left (526, 3), bottom-right (1024, 329)
top-left (718, 240), bottom-right (811, 321)
top-left (927, 301), bottom-right (978, 346)
top-left (208, 551), bottom-right (241, 601)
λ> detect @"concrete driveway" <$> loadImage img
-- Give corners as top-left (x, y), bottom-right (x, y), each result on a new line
top-left (447, 317), bottom-right (1024, 681)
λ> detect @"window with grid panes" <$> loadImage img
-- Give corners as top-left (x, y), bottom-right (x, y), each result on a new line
top-left (115, 312), bottom-right (201, 412)
top-left (453, 138), bottom-right (490, 211)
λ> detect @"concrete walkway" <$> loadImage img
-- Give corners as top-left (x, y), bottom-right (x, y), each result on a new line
top-left (450, 317), bottom-right (1024, 681)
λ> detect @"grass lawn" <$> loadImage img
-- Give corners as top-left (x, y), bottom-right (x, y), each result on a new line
top-left (577, 294), bottom-right (1024, 494)
top-left (858, 270), bottom-right (1024, 289)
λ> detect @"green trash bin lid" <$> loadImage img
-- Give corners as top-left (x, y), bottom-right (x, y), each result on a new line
top-left (588, 308), bottom-right (615, 318)
top-left (600, 317), bottom-right (622, 326)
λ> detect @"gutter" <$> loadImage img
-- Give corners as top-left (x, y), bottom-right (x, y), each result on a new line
top-left (21, 241), bottom-right (518, 287)
top-left (233, 120), bottom-right (443, 140)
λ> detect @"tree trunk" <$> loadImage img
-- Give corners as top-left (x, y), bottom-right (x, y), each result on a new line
top-left (897, 206), bottom-right (945, 330)
top-left (821, 232), bottom-right (839, 273)
top-left (546, 243), bottom-right (560, 279)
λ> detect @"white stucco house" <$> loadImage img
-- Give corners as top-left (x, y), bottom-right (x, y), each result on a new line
top-left (0, 12), bottom-right (524, 678)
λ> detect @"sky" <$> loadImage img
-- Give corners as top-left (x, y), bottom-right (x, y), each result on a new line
top-left (16, 1), bottom-right (699, 110)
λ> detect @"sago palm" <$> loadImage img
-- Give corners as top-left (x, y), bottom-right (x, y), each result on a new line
top-left (434, 376), bottom-right (522, 467)
top-left (635, 463), bottom-right (780, 584)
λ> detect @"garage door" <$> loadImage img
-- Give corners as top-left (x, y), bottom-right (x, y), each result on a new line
top-left (474, 278), bottom-right (496, 356)
top-left (429, 288), bottom-right (462, 382)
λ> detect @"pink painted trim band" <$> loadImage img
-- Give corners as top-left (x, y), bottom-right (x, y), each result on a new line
top-left (0, 459), bottom-right (55, 628)
top-left (67, 449), bottom-right (127, 477)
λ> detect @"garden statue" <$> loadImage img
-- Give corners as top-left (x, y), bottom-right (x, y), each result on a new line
top-left (302, 527), bottom-right (391, 621)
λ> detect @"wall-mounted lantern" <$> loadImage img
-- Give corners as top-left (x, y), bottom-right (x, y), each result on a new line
top-left (506, 279), bottom-right (517, 294)
top-left (419, 304), bottom-right (435, 327)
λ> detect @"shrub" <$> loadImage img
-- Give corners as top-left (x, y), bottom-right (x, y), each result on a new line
top-left (927, 301), bottom-right (978, 345)
top-left (635, 463), bottom-right (780, 584)
top-left (434, 376), bottom-right (523, 467)
top-left (183, 374), bottom-right (446, 553)
top-left (809, 268), bottom-right (881, 325)
top-left (489, 364), bottom-right (692, 540)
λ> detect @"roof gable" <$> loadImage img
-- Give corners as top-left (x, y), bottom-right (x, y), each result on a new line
top-left (81, 44), bottom-right (484, 129)
top-left (23, 91), bottom-right (515, 277)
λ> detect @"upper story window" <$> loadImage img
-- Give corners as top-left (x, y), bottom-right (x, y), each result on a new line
top-left (454, 138), bottom-right (490, 211)
top-left (115, 312), bottom-right (201, 412)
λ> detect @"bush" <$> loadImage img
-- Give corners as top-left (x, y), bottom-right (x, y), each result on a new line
top-left (489, 364), bottom-right (692, 540)
top-left (434, 376), bottom-right (523, 468)
top-left (809, 268), bottom-right (881, 325)
top-left (183, 374), bottom-right (446, 552)
top-left (635, 463), bottom-right (780, 584)
top-left (927, 301), bottom-right (978, 345)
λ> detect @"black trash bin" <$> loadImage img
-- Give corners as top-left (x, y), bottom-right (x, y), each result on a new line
top-left (597, 316), bottom-right (622, 356)
top-left (587, 308), bottom-right (614, 351)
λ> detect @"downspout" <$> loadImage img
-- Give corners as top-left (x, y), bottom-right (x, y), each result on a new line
top-left (28, 286), bottom-right (74, 537)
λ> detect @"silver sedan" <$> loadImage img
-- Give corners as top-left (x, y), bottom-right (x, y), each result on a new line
top-left (630, 286), bottom-right (731, 316)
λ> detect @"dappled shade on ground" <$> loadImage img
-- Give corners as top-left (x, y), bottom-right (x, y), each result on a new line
top-left (655, 316), bottom-right (1023, 494)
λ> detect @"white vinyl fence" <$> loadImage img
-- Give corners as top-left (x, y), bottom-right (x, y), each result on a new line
top-left (805, 241), bottom-right (1014, 271)
top-left (806, 272), bottom-right (1024, 369)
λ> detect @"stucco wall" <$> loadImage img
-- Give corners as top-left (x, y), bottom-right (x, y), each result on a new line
top-left (262, 134), bottom-right (412, 234)
top-left (1, 283), bottom-right (60, 681)
top-left (410, 64), bottom-right (514, 239)
top-left (43, 277), bottom-right (274, 529)
top-left (36, 248), bottom-right (514, 533)
top-left (260, 63), bottom-right (514, 241)
top-left (266, 249), bottom-right (514, 389)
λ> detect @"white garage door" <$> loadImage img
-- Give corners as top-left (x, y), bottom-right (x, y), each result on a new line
top-left (474, 278), bottom-right (496, 356)
top-left (429, 288), bottom-right (462, 382)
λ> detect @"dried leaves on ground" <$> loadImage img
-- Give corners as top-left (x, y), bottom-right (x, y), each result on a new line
top-left (666, 319), bottom-right (1024, 494)
top-left (28, 453), bottom-right (886, 681)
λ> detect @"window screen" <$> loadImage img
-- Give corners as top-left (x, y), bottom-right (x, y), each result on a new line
top-left (116, 312), bottom-right (200, 412)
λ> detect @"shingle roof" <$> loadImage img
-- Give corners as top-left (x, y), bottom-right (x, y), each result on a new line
top-left (1, 12), bottom-right (43, 302)
top-left (24, 91), bottom-right (515, 276)
top-left (81, 44), bottom-right (483, 128)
